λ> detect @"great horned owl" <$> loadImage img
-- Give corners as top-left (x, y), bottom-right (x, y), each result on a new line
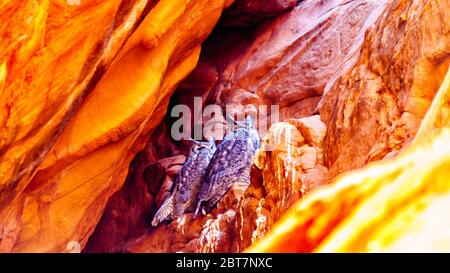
top-left (151, 138), bottom-right (216, 226)
top-left (194, 115), bottom-right (259, 217)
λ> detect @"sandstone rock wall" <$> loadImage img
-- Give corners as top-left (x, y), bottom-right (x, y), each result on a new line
top-left (320, 0), bottom-right (450, 178)
top-left (249, 65), bottom-right (450, 252)
top-left (0, 0), bottom-right (233, 252)
top-left (249, 0), bottom-right (450, 252)
top-left (87, 0), bottom-right (423, 252)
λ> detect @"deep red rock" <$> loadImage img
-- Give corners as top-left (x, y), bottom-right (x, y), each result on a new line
top-left (220, 0), bottom-right (297, 27)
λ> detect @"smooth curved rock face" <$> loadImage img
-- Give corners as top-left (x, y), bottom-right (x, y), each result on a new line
top-left (0, 0), bottom-right (231, 252)
top-left (210, 0), bottom-right (389, 124)
top-left (0, 0), bottom-right (153, 252)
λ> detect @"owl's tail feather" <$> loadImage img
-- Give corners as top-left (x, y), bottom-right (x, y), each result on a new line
top-left (151, 195), bottom-right (174, 226)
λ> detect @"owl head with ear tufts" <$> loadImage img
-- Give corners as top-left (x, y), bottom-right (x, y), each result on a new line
top-left (231, 114), bottom-right (260, 150)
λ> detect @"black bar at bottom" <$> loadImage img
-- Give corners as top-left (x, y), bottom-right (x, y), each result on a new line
top-left (0, 253), bottom-right (446, 272)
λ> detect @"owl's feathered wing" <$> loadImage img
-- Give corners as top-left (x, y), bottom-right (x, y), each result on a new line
top-left (195, 136), bottom-right (256, 217)
top-left (151, 195), bottom-right (174, 226)
top-left (172, 146), bottom-right (215, 217)
top-left (151, 141), bottom-right (216, 226)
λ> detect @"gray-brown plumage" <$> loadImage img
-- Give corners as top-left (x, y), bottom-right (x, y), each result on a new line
top-left (194, 115), bottom-right (259, 217)
top-left (151, 138), bottom-right (216, 226)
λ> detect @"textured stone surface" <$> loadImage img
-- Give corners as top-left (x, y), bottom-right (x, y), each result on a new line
top-left (0, 0), bottom-right (232, 252)
top-left (118, 0), bottom-right (449, 253)
top-left (249, 65), bottom-right (450, 252)
top-left (86, 0), bottom-right (390, 252)
top-left (96, 116), bottom-right (329, 253)
top-left (220, 0), bottom-right (297, 27)
top-left (248, 0), bottom-right (450, 252)
top-left (85, 0), bottom-right (392, 252)
top-left (319, 0), bottom-right (450, 178)
top-left (208, 0), bottom-right (389, 125)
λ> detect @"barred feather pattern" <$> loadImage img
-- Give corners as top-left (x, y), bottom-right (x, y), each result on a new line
top-left (195, 116), bottom-right (259, 217)
top-left (151, 139), bottom-right (216, 226)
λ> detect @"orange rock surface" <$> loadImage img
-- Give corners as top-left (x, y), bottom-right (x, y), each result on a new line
top-left (87, 0), bottom-right (450, 253)
top-left (86, 0), bottom-right (392, 252)
top-left (248, 0), bottom-right (450, 252)
top-left (0, 0), bottom-right (233, 252)
top-left (249, 65), bottom-right (450, 252)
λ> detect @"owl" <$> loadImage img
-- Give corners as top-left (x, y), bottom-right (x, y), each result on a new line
top-left (151, 138), bottom-right (216, 226)
top-left (194, 115), bottom-right (259, 217)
